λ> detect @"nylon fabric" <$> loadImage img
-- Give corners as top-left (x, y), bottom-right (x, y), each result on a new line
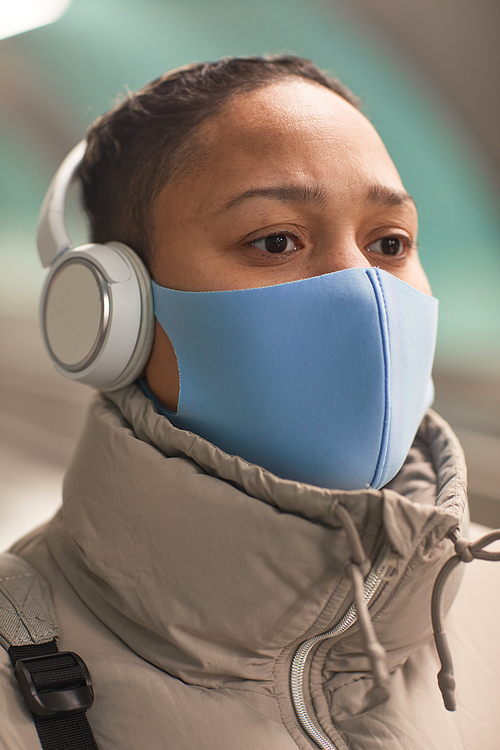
top-left (0, 385), bottom-right (498, 750)
top-left (0, 553), bottom-right (58, 649)
top-left (26, 653), bottom-right (85, 690)
top-left (9, 641), bottom-right (59, 662)
top-left (35, 714), bottom-right (99, 750)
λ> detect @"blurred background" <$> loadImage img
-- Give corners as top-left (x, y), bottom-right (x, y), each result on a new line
top-left (1, 0), bottom-right (499, 550)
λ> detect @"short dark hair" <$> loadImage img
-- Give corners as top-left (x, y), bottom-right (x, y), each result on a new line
top-left (79, 55), bottom-right (359, 267)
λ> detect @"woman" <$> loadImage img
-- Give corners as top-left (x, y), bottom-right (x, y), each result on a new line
top-left (1, 55), bottom-right (499, 750)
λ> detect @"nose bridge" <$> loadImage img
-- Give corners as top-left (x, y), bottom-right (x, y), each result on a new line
top-left (317, 231), bottom-right (371, 275)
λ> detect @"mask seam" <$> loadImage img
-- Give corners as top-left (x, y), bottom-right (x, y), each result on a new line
top-left (367, 269), bottom-right (391, 488)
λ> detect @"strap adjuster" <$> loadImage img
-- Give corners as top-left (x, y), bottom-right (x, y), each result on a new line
top-left (14, 651), bottom-right (94, 717)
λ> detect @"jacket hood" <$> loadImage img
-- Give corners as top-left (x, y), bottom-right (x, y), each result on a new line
top-left (46, 384), bottom-right (467, 700)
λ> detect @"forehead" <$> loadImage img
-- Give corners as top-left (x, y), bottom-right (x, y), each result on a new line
top-left (155, 78), bottom-right (407, 225)
top-left (193, 78), bottom-right (403, 187)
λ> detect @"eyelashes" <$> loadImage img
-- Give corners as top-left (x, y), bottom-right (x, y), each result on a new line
top-left (248, 232), bottom-right (302, 254)
top-left (245, 230), bottom-right (415, 261)
top-left (366, 235), bottom-right (415, 258)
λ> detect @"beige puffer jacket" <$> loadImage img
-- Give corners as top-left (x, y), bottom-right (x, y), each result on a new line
top-left (1, 384), bottom-right (499, 750)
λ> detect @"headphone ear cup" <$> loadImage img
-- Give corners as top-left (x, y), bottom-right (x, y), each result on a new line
top-left (41, 242), bottom-right (154, 391)
top-left (103, 241), bottom-right (155, 391)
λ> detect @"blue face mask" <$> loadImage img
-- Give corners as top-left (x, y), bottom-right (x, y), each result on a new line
top-left (151, 267), bottom-right (438, 490)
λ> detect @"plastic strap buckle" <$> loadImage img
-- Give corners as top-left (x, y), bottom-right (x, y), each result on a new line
top-left (14, 651), bottom-right (94, 717)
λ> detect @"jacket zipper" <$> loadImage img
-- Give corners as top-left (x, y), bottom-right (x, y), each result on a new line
top-left (290, 544), bottom-right (392, 750)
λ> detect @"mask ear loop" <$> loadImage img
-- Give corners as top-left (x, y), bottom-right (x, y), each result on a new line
top-left (431, 527), bottom-right (500, 711)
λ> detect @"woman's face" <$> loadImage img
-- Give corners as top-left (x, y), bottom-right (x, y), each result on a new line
top-left (146, 77), bottom-right (431, 408)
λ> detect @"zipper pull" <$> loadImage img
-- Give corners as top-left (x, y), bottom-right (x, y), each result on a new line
top-left (376, 547), bottom-right (400, 580)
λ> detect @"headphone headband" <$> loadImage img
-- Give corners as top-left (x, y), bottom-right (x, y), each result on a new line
top-left (37, 140), bottom-right (87, 268)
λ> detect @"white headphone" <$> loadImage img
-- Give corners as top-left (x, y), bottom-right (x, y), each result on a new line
top-left (37, 141), bottom-right (155, 391)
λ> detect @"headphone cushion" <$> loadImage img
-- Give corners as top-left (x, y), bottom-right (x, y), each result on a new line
top-left (104, 242), bottom-right (155, 391)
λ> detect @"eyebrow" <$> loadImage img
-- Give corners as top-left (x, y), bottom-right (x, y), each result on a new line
top-left (217, 184), bottom-right (328, 213)
top-left (215, 182), bottom-right (416, 215)
top-left (366, 183), bottom-right (416, 209)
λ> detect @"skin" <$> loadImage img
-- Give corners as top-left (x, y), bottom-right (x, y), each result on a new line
top-left (145, 77), bottom-right (431, 412)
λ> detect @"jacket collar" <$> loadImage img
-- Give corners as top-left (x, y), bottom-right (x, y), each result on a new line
top-left (46, 385), bottom-right (467, 689)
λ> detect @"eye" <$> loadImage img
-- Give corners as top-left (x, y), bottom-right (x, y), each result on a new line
top-left (366, 236), bottom-right (409, 257)
top-left (249, 233), bottom-right (299, 254)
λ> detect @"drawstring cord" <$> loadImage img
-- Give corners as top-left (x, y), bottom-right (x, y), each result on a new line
top-left (334, 503), bottom-right (390, 702)
top-left (346, 562), bottom-right (390, 701)
top-left (334, 503), bottom-right (371, 577)
top-left (335, 504), bottom-right (500, 713)
top-left (431, 527), bottom-right (500, 711)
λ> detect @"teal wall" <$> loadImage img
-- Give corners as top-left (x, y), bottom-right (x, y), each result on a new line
top-left (1, 0), bottom-right (499, 372)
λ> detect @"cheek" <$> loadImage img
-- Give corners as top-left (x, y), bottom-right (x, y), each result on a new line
top-left (406, 261), bottom-right (433, 296)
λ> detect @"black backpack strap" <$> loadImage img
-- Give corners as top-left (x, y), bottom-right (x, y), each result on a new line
top-left (0, 553), bottom-right (99, 750)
